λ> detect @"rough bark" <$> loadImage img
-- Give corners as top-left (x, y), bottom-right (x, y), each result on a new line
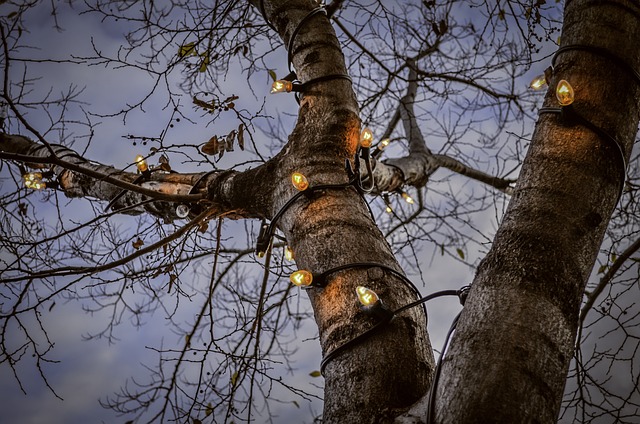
top-left (434, 1), bottom-right (640, 423)
top-left (256, 1), bottom-right (434, 422)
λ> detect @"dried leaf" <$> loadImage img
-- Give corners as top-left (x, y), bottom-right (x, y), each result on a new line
top-left (309, 370), bottom-right (321, 377)
top-left (193, 96), bottom-right (215, 110)
top-left (193, 419), bottom-right (202, 424)
top-left (205, 403), bottom-right (213, 417)
top-left (456, 248), bottom-right (465, 259)
top-left (498, 9), bottom-right (505, 20)
top-left (237, 124), bottom-right (244, 150)
top-left (231, 371), bottom-right (239, 387)
top-left (159, 154), bottom-right (169, 164)
top-left (179, 42), bottom-right (197, 58)
top-left (225, 130), bottom-right (236, 152)
top-left (268, 69), bottom-right (277, 82)
top-left (168, 273), bottom-right (176, 293)
top-left (431, 21), bottom-right (440, 36)
top-left (216, 148), bottom-right (225, 162)
top-left (18, 202), bottom-right (28, 216)
top-left (198, 51), bottom-right (210, 73)
top-left (201, 135), bottom-right (220, 155)
top-left (132, 237), bottom-right (144, 250)
top-left (439, 20), bottom-right (448, 35)
top-left (198, 221), bottom-right (209, 233)
top-left (160, 162), bottom-right (172, 172)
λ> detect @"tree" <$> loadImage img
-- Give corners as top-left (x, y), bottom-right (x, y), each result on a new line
top-left (1, 0), bottom-right (639, 423)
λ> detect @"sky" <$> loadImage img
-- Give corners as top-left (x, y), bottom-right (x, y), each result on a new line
top-left (0, 1), bottom-right (638, 424)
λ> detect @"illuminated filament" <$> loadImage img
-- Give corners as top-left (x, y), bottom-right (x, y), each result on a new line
top-left (356, 286), bottom-right (379, 307)
top-left (378, 138), bottom-right (390, 150)
top-left (135, 155), bottom-right (149, 173)
top-left (284, 245), bottom-right (294, 261)
top-left (529, 74), bottom-right (547, 90)
top-left (555, 80), bottom-right (574, 106)
top-left (401, 191), bottom-right (414, 204)
top-left (271, 80), bottom-right (293, 94)
top-left (290, 270), bottom-right (313, 287)
top-left (291, 172), bottom-right (309, 191)
top-left (360, 127), bottom-right (374, 148)
top-left (23, 172), bottom-right (45, 190)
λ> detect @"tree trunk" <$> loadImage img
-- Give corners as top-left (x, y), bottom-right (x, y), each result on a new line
top-left (436, 1), bottom-right (640, 423)
top-left (259, 1), bottom-right (434, 422)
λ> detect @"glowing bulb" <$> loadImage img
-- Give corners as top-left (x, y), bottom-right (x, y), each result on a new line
top-left (360, 127), bottom-right (374, 148)
top-left (401, 191), bottom-right (414, 204)
top-left (529, 75), bottom-right (547, 90)
top-left (23, 172), bottom-right (45, 190)
top-left (271, 80), bottom-right (293, 94)
top-left (555, 80), bottom-right (574, 106)
top-left (291, 172), bottom-right (309, 191)
top-left (284, 245), bottom-right (294, 261)
top-left (356, 286), bottom-right (379, 307)
top-left (378, 138), bottom-right (390, 149)
top-left (135, 155), bottom-right (149, 173)
top-left (385, 205), bottom-right (393, 213)
top-left (290, 270), bottom-right (313, 287)
top-left (175, 204), bottom-right (190, 218)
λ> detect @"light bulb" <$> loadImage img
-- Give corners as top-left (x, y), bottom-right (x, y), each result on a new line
top-left (23, 172), bottom-right (45, 190)
top-left (378, 138), bottom-right (390, 149)
top-left (175, 204), bottom-right (190, 218)
top-left (290, 270), bottom-right (313, 286)
top-left (271, 80), bottom-right (293, 94)
top-left (135, 155), bottom-right (149, 173)
top-left (356, 286), bottom-right (379, 307)
top-left (401, 191), bottom-right (414, 204)
top-left (556, 80), bottom-right (574, 106)
top-left (529, 75), bottom-right (547, 90)
top-left (284, 245), bottom-right (294, 261)
top-left (385, 205), bottom-right (393, 213)
top-left (291, 172), bottom-right (309, 191)
top-left (360, 127), bottom-right (373, 148)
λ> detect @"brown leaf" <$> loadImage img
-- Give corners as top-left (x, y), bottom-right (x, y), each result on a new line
top-left (201, 135), bottom-right (220, 155)
top-left (439, 20), bottom-right (448, 35)
top-left (198, 221), bottom-right (209, 233)
top-left (225, 130), bottom-right (236, 152)
top-left (237, 124), bottom-right (244, 150)
top-left (132, 238), bottom-right (144, 250)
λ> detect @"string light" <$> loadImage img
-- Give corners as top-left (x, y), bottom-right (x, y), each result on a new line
top-left (401, 191), bottom-right (414, 204)
top-left (529, 74), bottom-right (547, 90)
top-left (23, 172), bottom-right (45, 190)
top-left (555, 79), bottom-right (575, 106)
top-left (271, 80), bottom-right (294, 94)
top-left (290, 269), bottom-right (313, 286)
top-left (284, 245), bottom-right (294, 261)
top-left (135, 155), bottom-right (149, 173)
top-left (291, 172), bottom-right (309, 191)
top-left (175, 204), bottom-right (190, 218)
top-left (356, 286), bottom-right (379, 307)
top-left (360, 127), bottom-right (374, 148)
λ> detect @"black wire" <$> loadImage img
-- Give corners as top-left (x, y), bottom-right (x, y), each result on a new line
top-left (258, 0), bottom-right (277, 31)
top-left (295, 74), bottom-right (352, 92)
top-left (287, 7), bottom-right (327, 72)
top-left (551, 44), bottom-right (640, 86)
top-left (539, 106), bottom-right (627, 204)
top-left (320, 287), bottom-right (467, 375)
top-left (320, 312), bottom-right (392, 374)
top-left (426, 312), bottom-right (461, 424)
